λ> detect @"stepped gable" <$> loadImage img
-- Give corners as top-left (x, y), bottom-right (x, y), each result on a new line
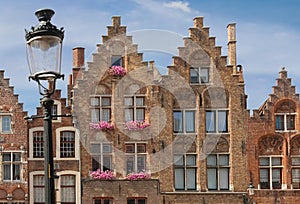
top-left (254, 67), bottom-right (300, 117)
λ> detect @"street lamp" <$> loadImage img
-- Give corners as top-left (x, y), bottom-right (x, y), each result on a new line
top-left (25, 8), bottom-right (64, 204)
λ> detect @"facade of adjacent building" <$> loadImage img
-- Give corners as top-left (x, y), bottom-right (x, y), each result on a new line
top-left (0, 15), bottom-right (300, 204)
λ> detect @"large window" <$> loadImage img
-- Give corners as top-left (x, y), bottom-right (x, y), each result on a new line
top-left (125, 143), bottom-right (147, 174)
top-left (207, 154), bottom-right (229, 190)
top-left (94, 198), bottom-right (113, 204)
top-left (292, 157), bottom-right (300, 189)
top-left (2, 152), bottom-right (21, 181)
top-left (174, 154), bottom-right (197, 190)
top-left (61, 175), bottom-right (76, 204)
top-left (0, 115), bottom-right (11, 133)
top-left (60, 131), bottom-right (75, 158)
top-left (173, 110), bottom-right (195, 133)
top-left (127, 198), bottom-right (146, 204)
top-left (259, 157), bottom-right (282, 189)
top-left (275, 113), bottom-right (295, 131)
top-left (33, 131), bottom-right (44, 158)
top-left (91, 96), bottom-right (111, 122)
top-left (33, 175), bottom-right (45, 204)
top-left (124, 96), bottom-right (145, 122)
top-left (206, 110), bottom-right (228, 133)
top-left (91, 143), bottom-right (112, 171)
top-left (190, 67), bottom-right (209, 84)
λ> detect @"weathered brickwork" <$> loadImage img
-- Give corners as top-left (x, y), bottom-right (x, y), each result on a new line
top-left (0, 70), bottom-right (28, 202)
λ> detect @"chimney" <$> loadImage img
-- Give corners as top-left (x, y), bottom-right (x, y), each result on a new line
top-left (112, 16), bottom-right (121, 27)
top-left (72, 47), bottom-right (85, 84)
top-left (227, 23), bottom-right (237, 73)
top-left (193, 17), bottom-right (203, 28)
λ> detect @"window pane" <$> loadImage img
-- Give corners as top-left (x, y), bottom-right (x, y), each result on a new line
top-left (187, 168), bottom-right (196, 189)
top-left (292, 168), bottom-right (300, 189)
top-left (126, 156), bottom-right (135, 173)
top-left (218, 111), bottom-right (228, 132)
top-left (2, 116), bottom-right (10, 132)
top-left (91, 109), bottom-right (100, 122)
top-left (175, 168), bottom-right (184, 189)
top-left (207, 168), bottom-right (217, 190)
top-left (103, 144), bottom-right (112, 153)
top-left (259, 169), bottom-right (269, 189)
top-left (173, 111), bottom-right (183, 132)
top-left (287, 115), bottom-right (295, 130)
top-left (102, 97), bottom-right (111, 106)
top-left (127, 199), bottom-right (135, 204)
top-left (207, 155), bottom-right (217, 166)
top-left (3, 165), bottom-right (11, 180)
top-left (61, 175), bottom-right (75, 202)
top-left (292, 157), bottom-right (300, 166)
top-left (200, 67), bottom-right (209, 83)
top-left (34, 175), bottom-right (45, 203)
top-left (125, 109), bottom-right (134, 122)
top-left (259, 157), bottom-right (270, 166)
top-left (103, 156), bottom-right (112, 171)
top-left (91, 144), bottom-right (100, 154)
top-left (3, 153), bottom-right (11, 162)
top-left (272, 169), bottom-right (281, 189)
top-left (136, 97), bottom-right (144, 106)
top-left (104, 199), bottom-right (113, 204)
top-left (124, 97), bottom-right (133, 106)
top-left (13, 153), bottom-right (21, 161)
top-left (102, 109), bottom-right (111, 122)
top-left (185, 111), bottom-right (195, 132)
top-left (190, 68), bottom-right (199, 83)
top-left (111, 55), bottom-right (122, 66)
top-left (91, 97), bottom-right (99, 106)
top-left (206, 111), bottom-right (215, 132)
top-left (137, 156), bottom-right (146, 172)
top-left (137, 144), bottom-right (146, 153)
top-left (275, 115), bottom-right (284, 130)
top-left (219, 155), bottom-right (229, 166)
top-left (136, 109), bottom-right (145, 121)
top-left (92, 157), bottom-right (100, 171)
top-left (174, 155), bottom-right (184, 166)
top-left (13, 164), bottom-right (20, 180)
top-left (186, 155), bottom-right (196, 166)
top-left (272, 157), bottom-right (282, 166)
top-left (138, 199), bottom-right (146, 204)
top-left (219, 168), bottom-right (229, 190)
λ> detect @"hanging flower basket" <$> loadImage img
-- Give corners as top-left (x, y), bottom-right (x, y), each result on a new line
top-left (108, 65), bottom-right (126, 77)
top-left (90, 169), bottom-right (116, 180)
top-left (126, 171), bottom-right (150, 181)
top-left (124, 120), bottom-right (150, 130)
top-left (89, 121), bottom-right (114, 130)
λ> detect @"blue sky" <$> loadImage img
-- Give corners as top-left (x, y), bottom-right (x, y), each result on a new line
top-left (0, 0), bottom-right (299, 115)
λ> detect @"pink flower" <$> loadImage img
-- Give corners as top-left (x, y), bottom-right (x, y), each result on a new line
top-left (90, 121), bottom-right (114, 130)
top-left (108, 66), bottom-right (126, 77)
top-left (124, 120), bottom-right (150, 130)
top-left (126, 172), bottom-right (150, 181)
top-left (90, 169), bottom-right (116, 180)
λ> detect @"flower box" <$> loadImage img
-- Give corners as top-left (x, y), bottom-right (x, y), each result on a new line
top-left (124, 120), bottom-right (150, 130)
top-left (90, 170), bottom-right (116, 180)
top-left (89, 121), bottom-right (114, 130)
top-left (126, 172), bottom-right (150, 181)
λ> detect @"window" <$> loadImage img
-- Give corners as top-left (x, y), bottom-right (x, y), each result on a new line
top-left (61, 175), bottom-right (76, 204)
top-left (125, 143), bottom-right (147, 174)
top-left (111, 55), bottom-right (122, 66)
top-left (94, 198), bottom-right (113, 204)
top-left (0, 115), bottom-right (11, 133)
top-left (91, 143), bottom-right (112, 171)
top-left (173, 110), bottom-right (195, 133)
top-left (275, 113), bottom-right (295, 131)
top-left (52, 104), bottom-right (58, 120)
top-left (206, 110), bottom-right (228, 133)
top-left (207, 154), bottom-right (229, 190)
top-left (124, 96), bottom-right (145, 122)
top-left (60, 131), bottom-right (75, 158)
top-left (259, 157), bottom-right (282, 189)
top-left (292, 157), bottom-right (300, 189)
top-left (33, 131), bottom-right (44, 158)
top-left (127, 198), bottom-right (146, 204)
top-left (190, 67), bottom-right (209, 84)
top-left (2, 152), bottom-right (21, 181)
top-left (174, 154), bottom-right (197, 190)
top-left (91, 96), bottom-right (111, 122)
top-left (33, 175), bottom-right (45, 203)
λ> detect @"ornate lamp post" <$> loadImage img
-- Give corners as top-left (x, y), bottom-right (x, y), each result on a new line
top-left (25, 8), bottom-right (64, 204)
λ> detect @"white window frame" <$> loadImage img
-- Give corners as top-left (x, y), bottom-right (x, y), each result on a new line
top-left (90, 95), bottom-right (112, 123)
top-left (2, 151), bottom-right (22, 182)
top-left (124, 95), bottom-right (146, 122)
top-left (206, 109), bottom-right (228, 134)
top-left (0, 115), bottom-right (12, 133)
top-left (32, 131), bottom-right (44, 158)
top-left (275, 113), bottom-right (296, 132)
top-left (91, 143), bottom-right (113, 171)
top-left (173, 110), bottom-right (196, 134)
top-left (55, 127), bottom-right (79, 160)
top-left (190, 67), bottom-right (209, 84)
top-left (174, 154), bottom-right (197, 190)
top-left (291, 156), bottom-right (300, 189)
top-left (29, 127), bottom-right (44, 160)
top-left (206, 153), bottom-right (230, 191)
top-left (258, 156), bottom-right (283, 190)
top-left (125, 142), bottom-right (147, 174)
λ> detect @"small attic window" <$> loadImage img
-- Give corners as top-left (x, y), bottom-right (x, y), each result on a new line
top-left (111, 55), bottom-right (122, 66)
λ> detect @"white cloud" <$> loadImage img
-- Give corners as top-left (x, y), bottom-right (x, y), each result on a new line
top-left (163, 1), bottom-right (191, 13)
